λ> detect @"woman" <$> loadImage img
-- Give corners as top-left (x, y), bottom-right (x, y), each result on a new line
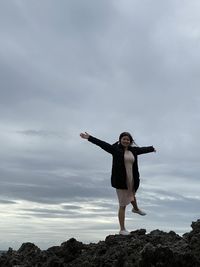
top-left (80, 131), bottom-right (156, 235)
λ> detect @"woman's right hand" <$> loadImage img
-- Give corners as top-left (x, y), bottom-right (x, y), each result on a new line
top-left (80, 132), bottom-right (90, 139)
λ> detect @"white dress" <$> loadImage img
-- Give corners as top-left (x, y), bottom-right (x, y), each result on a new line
top-left (116, 150), bottom-right (135, 206)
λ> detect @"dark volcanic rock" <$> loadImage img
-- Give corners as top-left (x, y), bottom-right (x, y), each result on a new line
top-left (1, 220), bottom-right (200, 267)
top-left (183, 219), bottom-right (200, 263)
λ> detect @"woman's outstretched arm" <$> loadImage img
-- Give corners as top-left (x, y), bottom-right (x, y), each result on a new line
top-left (135, 146), bottom-right (156, 155)
top-left (80, 132), bottom-right (114, 154)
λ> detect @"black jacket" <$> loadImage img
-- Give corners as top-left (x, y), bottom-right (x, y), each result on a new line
top-left (88, 135), bottom-right (155, 191)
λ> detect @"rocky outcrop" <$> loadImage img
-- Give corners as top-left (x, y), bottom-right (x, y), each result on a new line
top-left (1, 220), bottom-right (200, 267)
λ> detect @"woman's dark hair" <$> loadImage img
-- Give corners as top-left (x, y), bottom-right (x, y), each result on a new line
top-left (119, 132), bottom-right (134, 145)
top-left (112, 132), bottom-right (138, 147)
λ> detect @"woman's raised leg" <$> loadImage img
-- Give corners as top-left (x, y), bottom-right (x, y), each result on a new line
top-left (131, 196), bottom-right (146, 216)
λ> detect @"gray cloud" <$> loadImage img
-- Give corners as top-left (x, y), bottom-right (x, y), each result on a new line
top-left (0, 199), bottom-right (16, 204)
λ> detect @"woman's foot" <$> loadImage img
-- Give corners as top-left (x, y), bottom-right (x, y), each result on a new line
top-left (119, 229), bottom-right (130, 235)
top-left (132, 208), bottom-right (146, 216)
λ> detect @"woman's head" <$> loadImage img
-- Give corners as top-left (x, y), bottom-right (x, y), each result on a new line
top-left (119, 132), bottom-right (134, 148)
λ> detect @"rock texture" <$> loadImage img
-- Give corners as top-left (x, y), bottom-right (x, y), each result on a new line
top-left (1, 220), bottom-right (200, 267)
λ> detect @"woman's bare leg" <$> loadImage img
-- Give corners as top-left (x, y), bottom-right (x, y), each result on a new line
top-left (131, 195), bottom-right (139, 211)
top-left (131, 195), bottom-right (146, 215)
top-left (118, 206), bottom-right (126, 230)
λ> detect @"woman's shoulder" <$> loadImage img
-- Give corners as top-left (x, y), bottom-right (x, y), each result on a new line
top-left (129, 146), bottom-right (138, 153)
top-left (112, 142), bottom-right (123, 149)
top-left (112, 141), bottom-right (119, 147)
top-left (112, 142), bottom-right (124, 153)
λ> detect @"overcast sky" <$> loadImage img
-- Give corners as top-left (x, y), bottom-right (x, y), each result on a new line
top-left (0, 0), bottom-right (200, 250)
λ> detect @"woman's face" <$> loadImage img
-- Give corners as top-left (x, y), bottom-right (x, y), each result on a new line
top-left (120, 136), bottom-right (131, 148)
